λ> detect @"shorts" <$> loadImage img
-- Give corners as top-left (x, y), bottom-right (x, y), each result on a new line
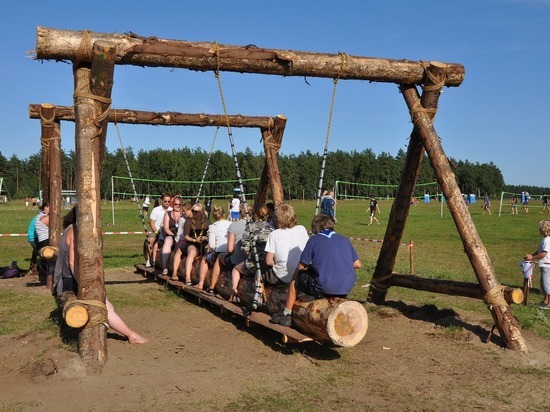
top-left (295, 270), bottom-right (325, 299)
top-left (540, 266), bottom-right (550, 296)
top-left (231, 211), bottom-right (240, 220)
top-left (261, 267), bottom-right (285, 287)
top-left (143, 206), bottom-right (149, 212)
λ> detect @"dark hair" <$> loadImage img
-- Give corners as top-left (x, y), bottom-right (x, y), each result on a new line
top-left (63, 206), bottom-right (77, 229)
top-left (39, 201), bottom-right (49, 211)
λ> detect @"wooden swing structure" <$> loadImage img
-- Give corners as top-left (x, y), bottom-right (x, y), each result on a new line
top-left (33, 27), bottom-right (527, 370)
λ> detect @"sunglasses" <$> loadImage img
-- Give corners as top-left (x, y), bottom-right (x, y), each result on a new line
top-left (174, 203), bottom-right (181, 206)
top-left (192, 209), bottom-right (200, 213)
top-left (163, 200), bottom-right (171, 204)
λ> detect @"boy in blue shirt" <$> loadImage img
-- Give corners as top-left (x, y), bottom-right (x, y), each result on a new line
top-left (270, 214), bottom-right (361, 327)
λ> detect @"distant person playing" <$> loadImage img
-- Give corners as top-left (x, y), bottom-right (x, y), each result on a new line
top-left (511, 195), bottom-right (518, 215)
top-left (368, 196), bottom-right (381, 225)
top-left (523, 192), bottom-right (530, 214)
top-left (482, 194), bottom-right (491, 215)
top-left (270, 214), bottom-right (362, 327)
top-left (53, 207), bottom-right (149, 344)
top-left (524, 220), bottom-right (550, 310)
top-left (142, 196), bottom-right (151, 219)
top-left (320, 190), bottom-right (336, 220)
top-left (542, 196), bottom-right (549, 214)
top-left (229, 192), bottom-right (241, 222)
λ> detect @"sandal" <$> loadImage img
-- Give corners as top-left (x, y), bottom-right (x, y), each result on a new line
top-left (171, 275), bottom-right (179, 281)
top-left (205, 288), bottom-right (215, 295)
top-left (184, 281), bottom-right (193, 286)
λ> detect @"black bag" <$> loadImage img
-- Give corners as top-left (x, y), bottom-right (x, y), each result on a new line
top-left (0, 261), bottom-right (21, 279)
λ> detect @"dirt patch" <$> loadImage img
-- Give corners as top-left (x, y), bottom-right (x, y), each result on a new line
top-left (1, 270), bottom-right (550, 411)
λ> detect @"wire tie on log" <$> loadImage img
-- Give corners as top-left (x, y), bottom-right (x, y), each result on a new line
top-left (483, 285), bottom-right (508, 308)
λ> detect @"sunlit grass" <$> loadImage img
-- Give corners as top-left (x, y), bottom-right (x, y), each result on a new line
top-left (1, 197), bottom-right (549, 338)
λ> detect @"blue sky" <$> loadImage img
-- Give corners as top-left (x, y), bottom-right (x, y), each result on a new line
top-left (1, 0), bottom-right (549, 187)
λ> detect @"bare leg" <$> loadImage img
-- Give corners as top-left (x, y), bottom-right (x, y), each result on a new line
top-left (106, 298), bottom-right (148, 344)
top-left (197, 257), bottom-right (208, 289)
top-left (185, 245), bottom-right (198, 284)
top-left (209, 256), bottom-right (222, 290)
top-left (230, 263), bottom-right (243, 301)
top-left (284, 279), bottom-right (299, 312)
top-left (172, 248), bottom-right (182, 280)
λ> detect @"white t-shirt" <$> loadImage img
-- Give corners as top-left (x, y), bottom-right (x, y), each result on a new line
top-left (149, 205), bottom-right (168, 232)
top-left (538, 236), bottom-right (550, 266)
top-left (265, 225), bottom-right (310, 283)
top-left (230, 197), bottom-right (240, 212)
top-left (207, 219), bottom-right (232, 252)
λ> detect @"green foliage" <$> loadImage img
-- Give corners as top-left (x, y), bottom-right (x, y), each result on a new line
top-left (5, 147), bottom-right (549, 203)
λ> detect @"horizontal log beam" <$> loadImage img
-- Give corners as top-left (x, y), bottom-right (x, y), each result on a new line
top-left (390, 274), bottom-right (523, 305)
top-left (35, 27), bottom-right (465, 87)
top-left (29, 104), bottom-right (281, 128)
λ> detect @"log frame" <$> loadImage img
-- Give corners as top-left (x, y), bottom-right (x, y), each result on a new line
top-left (35, 27), bottom-right (465, 87)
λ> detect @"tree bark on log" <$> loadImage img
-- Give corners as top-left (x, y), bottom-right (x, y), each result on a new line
top-left (389, 274), bottom-right (523, 304)
top-left (369, 62), bottom-right (446, 304)
top-left (73, 41), bottom-right (116, 371)
top-left (257, 114), bottom-right (286, 205)
top-left (39, 104), bottom-right (54, 205)
top-left (35, 27), bottom-right (465, 87)
top-left (29, 104), bottom-right (279, 128)
top-left (216, 270), bottom-right (368, 347)
top-left (400, 85), bottom-right (528, 353)
top-left (48, 111), bottom-right (62, 260)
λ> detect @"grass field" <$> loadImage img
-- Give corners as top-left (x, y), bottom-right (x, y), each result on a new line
top-left (1, 197), bottom-right (550, 338)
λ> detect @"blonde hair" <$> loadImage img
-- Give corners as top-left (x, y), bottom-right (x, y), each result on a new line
top-left (212, 205), bottom-right (226, 220)
top-left (539, 220), bottom-right (550, 237)
top-left (274, 203), bottom-right (297, 229)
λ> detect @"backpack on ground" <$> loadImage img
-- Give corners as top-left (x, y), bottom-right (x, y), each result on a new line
top-left (0, 261), bottom-right (21, 279)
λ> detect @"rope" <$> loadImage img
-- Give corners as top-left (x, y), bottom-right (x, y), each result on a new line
top-left (314, 52), bottom-right (347, 216)
top-left (113, 110), bottom-right (149, 237)
top-left (65, 297), bottom-right (108, 328)
top-left (484, 285), bottom-right (508, 308)
top-left (214, 42), bottom-right (263, 310)
top-left (195, 124), bottom-right (221, 203)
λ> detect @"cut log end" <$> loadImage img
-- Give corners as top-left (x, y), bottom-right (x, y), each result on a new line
top-left (64, 303), bottom-right (88, 328)
top-left (327, 300), bottom-right (369, 348)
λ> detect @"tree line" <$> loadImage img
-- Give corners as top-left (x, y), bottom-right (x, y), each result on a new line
top-left (0, 147), bottom-right (547, 201)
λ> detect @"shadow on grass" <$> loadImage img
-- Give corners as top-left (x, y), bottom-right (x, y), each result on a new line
top-left (383, 300), bottom-right (505, 348)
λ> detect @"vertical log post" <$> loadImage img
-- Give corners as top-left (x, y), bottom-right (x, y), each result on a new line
top-left (39, 104), bottom-right (55, 204)
top-left (48, 120), bottom-right (62, 250)
top-left (368, 62), bottom-right (446, 303)
top-left (257, 114), bottom-right (287, 205)
top-left (400, 85), bottom-right (528, 353)
top-left (73, 38), bottom-right (116, 370)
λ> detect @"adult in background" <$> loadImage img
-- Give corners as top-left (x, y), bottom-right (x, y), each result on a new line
top-left (208, 205), bottom-right (247, 293)
top-left (147, 193), bottom-right (172, 267)
top-left (524, 220), bottom-right (550, 310)
top-left (181, 202), bottom-right (210, 285)
top-left (482, 194), bottom-right (491, 215)
top-left (160, 196), bottom-right (184, 275)
top-left (320, 190), bottom-right (336, 220)
top-left (270, 214), bottom-right (362, 327)
top-left (53, 207), bottom-right (148, 344)
top-left (197, 205), bottom-right (231, 291)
